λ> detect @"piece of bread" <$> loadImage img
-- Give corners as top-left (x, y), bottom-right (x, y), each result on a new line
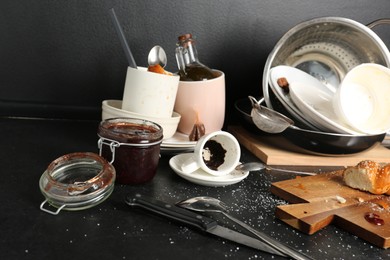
top-left (343, 160), bottom-right (390, 195)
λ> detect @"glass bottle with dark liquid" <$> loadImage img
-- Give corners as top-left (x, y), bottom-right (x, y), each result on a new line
top-left (175, 33), bottom-right (218, 81)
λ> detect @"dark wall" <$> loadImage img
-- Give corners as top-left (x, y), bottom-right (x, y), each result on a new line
top-left (1, 0), bottom-right (390, 123)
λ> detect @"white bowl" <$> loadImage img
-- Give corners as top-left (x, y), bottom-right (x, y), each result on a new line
top-left (333, 63), bottom-right (390, 135)
top-left (102, 100), bottom-right (181, 139)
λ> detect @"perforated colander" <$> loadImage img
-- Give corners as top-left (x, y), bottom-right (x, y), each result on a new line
top-left (263, 17), bottom-right (390, 111)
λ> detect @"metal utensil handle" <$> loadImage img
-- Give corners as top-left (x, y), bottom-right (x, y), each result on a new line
top-left (248, 96), bottom-right (263, 108)
top-left (125, 193), bottom-right (217, 231)
top-left (108, 8), bottom-right (137, 68)
top-left (266, 166), bottom-right (317, 176)
top-left (366, 18), bottom-right (390, 29)
top-left (221, 212), bottom-right (313, 260)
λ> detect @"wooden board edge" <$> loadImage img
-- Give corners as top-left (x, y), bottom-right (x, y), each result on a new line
top-left (270, 184), bottom-right (310, 204)
top-left (334, 214), bottom-right (389, 249)
top-left (275, 206), bottom-right (335, 235)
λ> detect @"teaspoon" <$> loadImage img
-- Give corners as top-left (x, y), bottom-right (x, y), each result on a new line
top-left (236, 162), bottom-right (316, 175)
top-left (148, 45), bottom-right (167, 68)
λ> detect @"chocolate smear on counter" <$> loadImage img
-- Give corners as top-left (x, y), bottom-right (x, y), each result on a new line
top-left (202, 140), bottom-right (226, 170)
top-left (189, 112), bottom-right (205, 141)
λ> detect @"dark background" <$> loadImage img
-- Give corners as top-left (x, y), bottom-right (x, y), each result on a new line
top-left (1, 0), bottom-right (390, 124)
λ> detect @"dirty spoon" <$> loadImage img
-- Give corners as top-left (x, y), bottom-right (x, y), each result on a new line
top-left (248, 96), bottom-right (294, 133)
top-left (148, 45), bottom-right (167, 68)
top-left (235, 162), bottom-right (316, 175)
top-left (177, 197), bottom-right (313, 260)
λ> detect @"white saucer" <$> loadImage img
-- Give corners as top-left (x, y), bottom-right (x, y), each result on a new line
top-left (169, 153), bottom-right (249, 187)
top-left (161, 132), bottom-right (196, 148)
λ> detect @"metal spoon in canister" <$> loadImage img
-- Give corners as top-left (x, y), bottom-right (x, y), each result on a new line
top-left (108, 8), bottom-right (137, 69)
top-left (148, 45), bottom-right (167, 68)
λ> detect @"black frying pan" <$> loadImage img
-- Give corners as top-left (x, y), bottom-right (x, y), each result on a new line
top-left (234, 98), bottom-right (386, 155)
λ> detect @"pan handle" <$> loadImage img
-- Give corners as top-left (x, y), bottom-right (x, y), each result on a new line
top-left (366, 18), bottom-right (390, 29)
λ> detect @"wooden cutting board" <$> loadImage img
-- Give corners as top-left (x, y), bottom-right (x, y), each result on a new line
top-left (229, 125), bottom-right (390, 166)
top-left (271, 172), bottom-right (390, 248)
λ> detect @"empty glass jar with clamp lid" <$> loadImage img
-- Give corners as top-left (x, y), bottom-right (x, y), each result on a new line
top-left (39, 152), bottom-right (116, 215)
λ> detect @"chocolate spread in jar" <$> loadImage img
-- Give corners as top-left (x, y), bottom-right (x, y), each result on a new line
top-left (202, 140), bottom-right (226, 171)
top-left (98, 118), bottom-right (163, 184)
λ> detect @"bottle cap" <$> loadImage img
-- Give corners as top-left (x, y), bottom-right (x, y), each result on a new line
top-left (178, 33), bottom-right (192, 42)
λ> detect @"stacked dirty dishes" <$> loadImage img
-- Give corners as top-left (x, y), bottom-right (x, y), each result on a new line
top-left (258, 17), bottom-right (390, 153)
top-left (268, 64), bottom-right (390, 135)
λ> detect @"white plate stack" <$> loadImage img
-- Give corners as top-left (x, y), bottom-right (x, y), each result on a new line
top-left (268, 64), bottom-right (390, 136)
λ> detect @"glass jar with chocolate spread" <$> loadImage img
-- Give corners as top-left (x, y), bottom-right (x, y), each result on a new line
top-left (97, 117), bottom-right (163, 184)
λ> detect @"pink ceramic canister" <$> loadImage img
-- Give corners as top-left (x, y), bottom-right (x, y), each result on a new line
top-left (173, 70), bottom-right (225, 135)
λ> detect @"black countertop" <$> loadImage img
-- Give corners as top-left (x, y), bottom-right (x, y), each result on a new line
top-left (1, 117), bottom-right (389, 260)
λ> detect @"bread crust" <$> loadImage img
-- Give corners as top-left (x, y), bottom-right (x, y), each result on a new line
top-left (343, 160), bottom-right (390, 195)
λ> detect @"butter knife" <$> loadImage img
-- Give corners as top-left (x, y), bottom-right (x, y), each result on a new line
top-left (125, 193), bottom-right (286, 257)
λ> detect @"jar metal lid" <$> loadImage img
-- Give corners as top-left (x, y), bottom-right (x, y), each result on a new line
top-left (39, 152), bottom-right (116, 215)
top-left (98, 117), bottom-right (163, 144)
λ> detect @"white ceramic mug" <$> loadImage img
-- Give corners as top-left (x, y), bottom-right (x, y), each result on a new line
top-left (122, 67), bottom-right (180, 118)
top-left (181, 131), bottom-right (240, 176)
top-left (174, 71), bottom-right (225, 135)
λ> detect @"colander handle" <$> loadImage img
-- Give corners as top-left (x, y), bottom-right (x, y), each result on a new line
top-left (367, 18), bottom-right (390, 29)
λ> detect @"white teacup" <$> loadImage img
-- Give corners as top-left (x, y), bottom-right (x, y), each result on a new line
top-left (174, 71), bottom-right (225, 135)
top-left (122, 67), bottom-right (180, 118)
top-left (181, 131), bottom-right (240, 176)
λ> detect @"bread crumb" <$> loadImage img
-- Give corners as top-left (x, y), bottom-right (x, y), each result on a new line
top-left (336, 195), bottom-right (346, 204)
top-left (357, 197), bottom-right (364, 203)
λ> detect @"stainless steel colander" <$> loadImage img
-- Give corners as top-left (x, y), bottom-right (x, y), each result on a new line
top-left (263, 17), bottom-right (390, 111)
